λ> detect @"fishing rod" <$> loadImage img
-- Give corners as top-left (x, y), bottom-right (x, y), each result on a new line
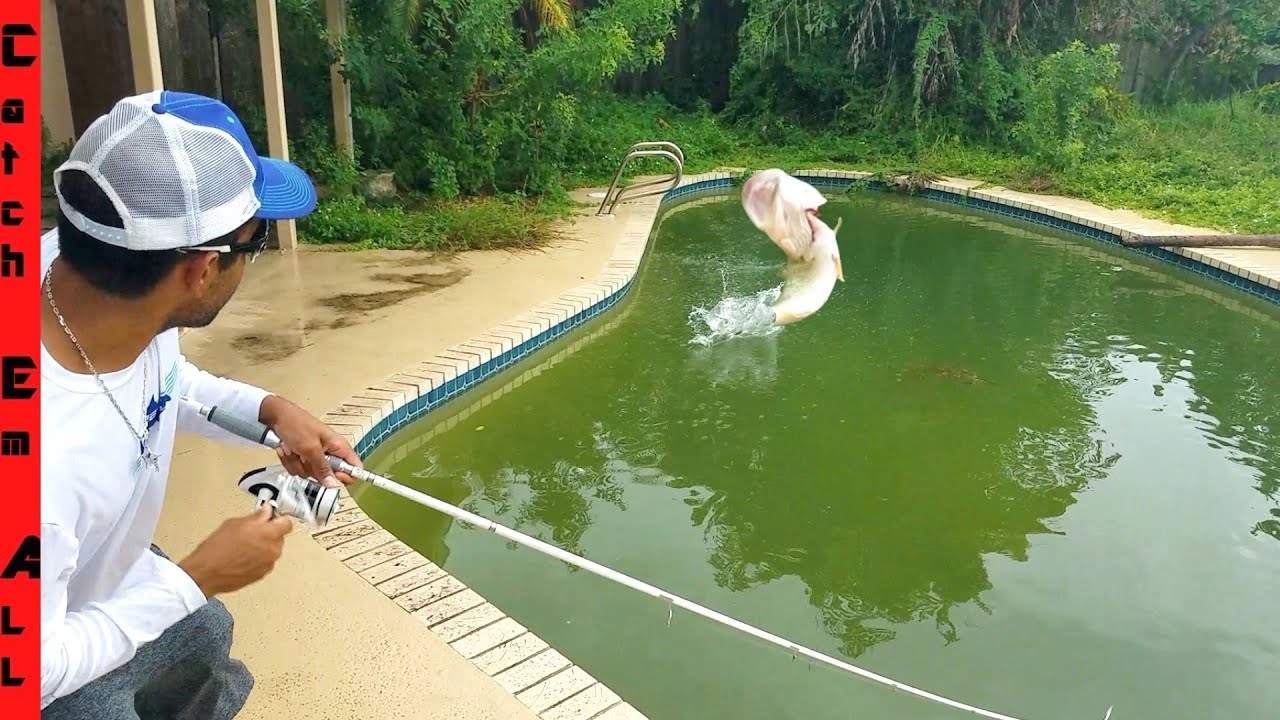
top-left (182, 396), bottom-right (1108, 720)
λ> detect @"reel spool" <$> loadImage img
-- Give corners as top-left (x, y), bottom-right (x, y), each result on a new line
top-left (237, 465), bottom-right (341, 527)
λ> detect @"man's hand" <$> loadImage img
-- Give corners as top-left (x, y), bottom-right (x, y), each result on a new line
top-left (259, 395), bottom-right (363, 487)
top-left (178, 506), bottom-right (292, 598)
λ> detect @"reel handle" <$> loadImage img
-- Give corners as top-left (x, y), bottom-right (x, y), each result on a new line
top-left (237, 466), bottom-right (341, 527)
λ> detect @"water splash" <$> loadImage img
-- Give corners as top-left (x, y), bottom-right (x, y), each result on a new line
top-left (687, 332), bottom-right (780, 388)
top-left (688, 285), bottom-right (782, 346)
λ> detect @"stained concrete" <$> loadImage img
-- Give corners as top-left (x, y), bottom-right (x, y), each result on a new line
top-left (157, 199), bottom-right (622, 719)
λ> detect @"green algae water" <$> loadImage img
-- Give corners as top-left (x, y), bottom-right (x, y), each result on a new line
top-left (359, 191), bottom-right (1280, 720)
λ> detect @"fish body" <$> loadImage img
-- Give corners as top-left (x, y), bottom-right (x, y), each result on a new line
top-left (897, 365), bottom-right (990, 385)
top-left (772, 215), bottom-right (843, 325)
top-left (741, 169), bottom-right (845, 326)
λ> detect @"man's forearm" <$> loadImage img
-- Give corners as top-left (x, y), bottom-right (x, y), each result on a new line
top-left (174, 356), bottom-right (273, 446)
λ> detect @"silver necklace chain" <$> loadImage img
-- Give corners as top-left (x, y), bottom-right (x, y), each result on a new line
top-left (44, 266), bottom-right (160, 471)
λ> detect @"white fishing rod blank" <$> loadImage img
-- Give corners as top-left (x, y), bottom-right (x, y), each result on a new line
top-left (184, 397), bottom-right (1107, 720)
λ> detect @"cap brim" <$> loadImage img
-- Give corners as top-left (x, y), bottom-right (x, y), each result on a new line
top-left (255, 157), bottom-right (318, 220)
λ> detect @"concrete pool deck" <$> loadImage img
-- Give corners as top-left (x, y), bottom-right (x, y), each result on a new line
top-left (160, 170), bottom-right (1280, 720)
top-left (897, 173), bottom-right (1280, 293)
top-left (158, 199), bottom-right (638, 719)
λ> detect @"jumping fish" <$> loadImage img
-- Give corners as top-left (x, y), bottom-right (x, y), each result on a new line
top-left (741, 168), bottom-right (845, 326)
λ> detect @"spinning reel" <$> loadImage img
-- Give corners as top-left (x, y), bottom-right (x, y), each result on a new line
top-left (237, 465), bottom-right (341, 528)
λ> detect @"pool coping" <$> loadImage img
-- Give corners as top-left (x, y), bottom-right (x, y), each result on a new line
top-left (304, 169), bottom-right (1280, 720)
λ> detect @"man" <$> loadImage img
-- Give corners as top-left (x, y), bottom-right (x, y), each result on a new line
top-left (40, 91), bottom-right (362, 718)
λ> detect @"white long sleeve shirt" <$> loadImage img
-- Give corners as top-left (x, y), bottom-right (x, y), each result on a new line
top-left (40, 229), bottom-right (274, 708)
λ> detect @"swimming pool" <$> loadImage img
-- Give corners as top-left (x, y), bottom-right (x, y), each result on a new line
top-left (357, 188), bottom-right (1280, 720)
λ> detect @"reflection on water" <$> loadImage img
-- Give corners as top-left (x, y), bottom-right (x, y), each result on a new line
top-left (359, 193), bottom-right (1280, 720)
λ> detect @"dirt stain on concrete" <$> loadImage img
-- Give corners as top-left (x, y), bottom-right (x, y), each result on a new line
top-left (232, 333), bottom-right (306, 364)
top-left (321, 269), bottom-right (469, 315)
top-left (231, 266), bottom-right (469, 363)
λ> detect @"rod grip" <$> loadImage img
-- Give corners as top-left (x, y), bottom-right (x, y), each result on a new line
top-left (206, 406), bottom-right (280, 448)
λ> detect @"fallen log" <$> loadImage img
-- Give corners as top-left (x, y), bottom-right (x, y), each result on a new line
top-left (1121, 234), bottom-right (1280, 248)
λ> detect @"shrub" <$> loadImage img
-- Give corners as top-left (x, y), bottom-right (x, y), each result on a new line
top-left (1012, 41), bottom-right (1123, 171)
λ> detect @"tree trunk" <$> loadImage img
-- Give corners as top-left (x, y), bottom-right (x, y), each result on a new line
top-left (1162, 12), bottom-right (1230, 99)
top-left (516, 6), bottom-right (536, 50)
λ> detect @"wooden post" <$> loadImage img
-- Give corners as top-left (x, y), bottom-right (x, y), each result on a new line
top-left (123, 0), bottom-right (164, 92)
top-left (41, 0), bottom-right (76, 145)
top-left (55, 0), bottom-right (138, 135)
top-left (255, 0), bottom-right (297, 251)
top-left (326, 0), bottom-right (354, 162)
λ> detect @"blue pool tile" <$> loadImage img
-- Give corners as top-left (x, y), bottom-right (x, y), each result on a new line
top-left (357, 170), bottom-right (1279, 462)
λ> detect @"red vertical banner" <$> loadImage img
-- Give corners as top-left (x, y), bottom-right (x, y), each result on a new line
top-left (0, 0), bottom-right (42, 717)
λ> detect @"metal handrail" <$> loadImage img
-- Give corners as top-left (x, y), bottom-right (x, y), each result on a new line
top-left (631, 140), bottom-right (685, 166)
top-left (596, 141), bottom-right (685, 216)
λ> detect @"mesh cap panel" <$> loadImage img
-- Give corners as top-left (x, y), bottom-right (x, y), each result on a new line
top-left (53, 92), bottom-right (263, 251)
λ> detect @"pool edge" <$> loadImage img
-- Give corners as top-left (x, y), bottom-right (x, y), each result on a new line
top-left (307, 168), bottom-right (1279, 720)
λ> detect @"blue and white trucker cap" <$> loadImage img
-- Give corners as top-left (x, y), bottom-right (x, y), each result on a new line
top-left (53, 90), bottom-right (317, 251)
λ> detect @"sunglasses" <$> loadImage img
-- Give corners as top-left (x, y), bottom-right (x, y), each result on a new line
top-left (183, 221), bottom-right (272, 264)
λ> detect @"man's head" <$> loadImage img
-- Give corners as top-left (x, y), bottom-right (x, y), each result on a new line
top-left (56, 168), bottom-right (269, 328)
top-left (52, 90), bottom-right (317, 329)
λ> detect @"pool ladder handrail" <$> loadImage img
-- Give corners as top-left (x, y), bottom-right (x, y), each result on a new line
top-left (596, 141), bottom-right (685, 216)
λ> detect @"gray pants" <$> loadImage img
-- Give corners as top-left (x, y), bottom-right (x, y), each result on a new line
top-left (41, 546), bottom-right (254, 720)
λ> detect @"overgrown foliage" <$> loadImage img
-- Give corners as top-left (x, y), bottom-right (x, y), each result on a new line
top-left (199, 0), bottom-right (1279, 247)
top-left (292, 137), bottom-right (572, 249)
top-left (298, 0), bottom-right (682, 197)
top-left (298, 193), bottom-right (569, 251)
top-left (1012, 41), bottom-right (1124, 170)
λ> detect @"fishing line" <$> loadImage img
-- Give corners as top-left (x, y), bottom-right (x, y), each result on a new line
top-left (184, 396), bottom-right (1110, 720)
